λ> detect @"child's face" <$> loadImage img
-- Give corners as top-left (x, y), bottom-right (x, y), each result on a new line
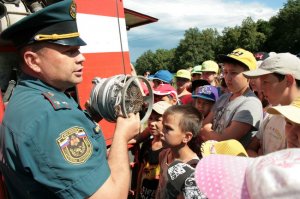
top-left (223, 63), bottom-right (249, 93)
top-left (285, 119), bottom-right (300, 148)
top-left (260, 74), bottom-right (287, 106)
top-left (201, 72), bottom-right (217, 84)
top-left (148, 112), bottom-right (163, 136)
top-left (161, 113), bottom-right (185, 147)
top-left (194, 98), bottom-right (214, 118)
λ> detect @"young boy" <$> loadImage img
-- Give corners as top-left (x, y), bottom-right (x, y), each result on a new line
top-left (201, 48), bottom-right (263, 148)
top-left (244, 53), bottom-right (300, 156)
top-left (156, 105), bottom-right (206, 199)
top-left (192, 85), bottom-right (219, 119)
top-left (136, 101), bottom-right (171, 199)
top-left (267, 97), bottom-right (300, 148)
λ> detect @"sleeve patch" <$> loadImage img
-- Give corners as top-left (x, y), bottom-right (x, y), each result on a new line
top-left (56, 126), bottom-right (93, 164)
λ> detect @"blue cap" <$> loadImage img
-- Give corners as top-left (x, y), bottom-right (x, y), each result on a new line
top-left (0, 0), bottom-right (86, 48)
top-left (149, 70), bottom-right (173, 84)
top-left (192, 85), bottom-right (219, 102)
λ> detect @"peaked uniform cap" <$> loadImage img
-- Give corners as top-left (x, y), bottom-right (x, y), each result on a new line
top-left (218, 48), bottom-right (257, 71)
top-left (243, 53), bottom-right (300, 79)
top-left (0, 0), bottom-right (86, 47)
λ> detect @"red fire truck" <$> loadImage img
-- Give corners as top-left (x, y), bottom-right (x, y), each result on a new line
top-left (0, 1), bottom-right (157, 197)
top-left (0, 0), bottom-right (157, 144)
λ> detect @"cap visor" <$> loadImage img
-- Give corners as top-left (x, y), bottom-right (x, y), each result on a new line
top-left (50, 37), bottom-right (87, 46)
top-left (218, 54), bottom-right (249, 70)
top-left (243, 68), bottom-right (273, 78)
top-left (195, 155), bottom-right (252, 199)
top-left (192, 95), bottom-right (214, 102)
top-left (153, 91), bottom-right (170, 96)
top-left (267, 106), bottom-right (300, 124)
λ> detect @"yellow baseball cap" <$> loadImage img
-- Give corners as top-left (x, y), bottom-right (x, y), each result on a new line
top-left (174, 69), bottom-right (191, 80)
top-left (218, 48), bottom-right (257, 71)
top-left (201, 60), bottom-right (219, 73)
top-left (201, 139), bottom-right (248, 157)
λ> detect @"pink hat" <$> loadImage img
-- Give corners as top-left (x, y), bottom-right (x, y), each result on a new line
top-left (195, 149), bottom-right (300, 199)
top-left (153, 84), bottom-right (178, 99)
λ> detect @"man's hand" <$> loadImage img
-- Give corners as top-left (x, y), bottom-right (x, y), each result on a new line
top-left (115, 112), bottom-right (140, 142)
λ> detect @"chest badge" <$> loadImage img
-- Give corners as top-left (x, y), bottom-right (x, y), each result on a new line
top-left (57, 126), bottom-right (92, 164)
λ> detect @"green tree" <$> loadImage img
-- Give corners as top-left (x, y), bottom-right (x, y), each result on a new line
top-left (134, 49), bottom-right (175, 75)
top-left (173, 27), bottom-right (220, 71)
top-left (256, 19), bottom-right (273, 52)
top-left (266, 0), bottom-right (300, 53)
top-left (220, 26), bottom-right (241, 53)
top-left (239, 17), bottom-right (266, 52)
top-left (220, 17), bottom-right (267, 53)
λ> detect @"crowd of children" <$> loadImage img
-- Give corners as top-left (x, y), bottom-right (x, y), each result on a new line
top-left (131, 48), bottom-right (300, 199)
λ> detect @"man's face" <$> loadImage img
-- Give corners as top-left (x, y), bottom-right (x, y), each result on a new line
top-left (34, 43), bottom-right (85, 91)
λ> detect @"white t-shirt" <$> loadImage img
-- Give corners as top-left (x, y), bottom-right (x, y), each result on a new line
top-left (256, 113), bottom-right (287, 154)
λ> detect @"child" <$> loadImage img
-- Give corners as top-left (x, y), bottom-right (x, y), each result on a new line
top-left (267, 97), bottom-right (300, 148)
top-left (156, 105), bottom-right (206, 199)
top-left (136, 101), bottom-right (171, 199)
top-left (192, 85), bottom-right (219, 119)
top-left (174, 69), bottom-right (193, 105)
top-left (244, 53), bottom-right (300, 156)
top-left (200, 60), bottom-right (220, 86)
top-left (201, 48), bottom-right (263, 148)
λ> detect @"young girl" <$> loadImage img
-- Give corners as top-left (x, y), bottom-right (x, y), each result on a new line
top-left (201, 48), bottom-right (263, 147)
top-left (136, 101), bottom-right (171, 199)
top-left (156, 105), bottom-right (206, 199)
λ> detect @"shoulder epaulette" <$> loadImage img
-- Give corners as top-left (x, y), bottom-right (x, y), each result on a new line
top-left (42, 92), bottom-right (71, 110)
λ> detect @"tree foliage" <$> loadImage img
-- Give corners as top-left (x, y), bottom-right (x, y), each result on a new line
top-left (134, 1), bottom-right (300, 73)
top-left (135, 49), bottom-right (175, 75)
top-left (266, 0), bottom-right (300, 53)
top-left (173, 27), bottom-right (220, 71)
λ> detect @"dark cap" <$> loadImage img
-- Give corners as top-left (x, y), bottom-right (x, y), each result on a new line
top-left (0, 0), bottom-right (86, 48)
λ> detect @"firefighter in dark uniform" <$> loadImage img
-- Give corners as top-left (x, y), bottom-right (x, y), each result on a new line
top-left (0, 1), bottom-right (140, 198)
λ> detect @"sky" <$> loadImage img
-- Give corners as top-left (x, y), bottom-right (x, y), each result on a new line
top-left (123, 0), bottom-right (287, 62)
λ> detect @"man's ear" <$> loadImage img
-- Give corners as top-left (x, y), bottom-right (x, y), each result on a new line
top-left (183, 132), bottom-right (193, 144)
top-left (286, 74), bottom-right (295, 87)
top-left (23, 51), bottom-right (41, 73)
